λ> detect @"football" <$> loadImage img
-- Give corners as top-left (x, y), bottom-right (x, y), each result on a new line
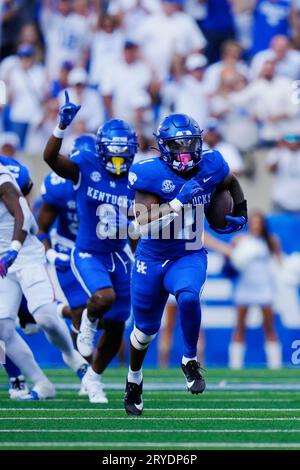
top-left (205, 189), bottom-right (234, 229)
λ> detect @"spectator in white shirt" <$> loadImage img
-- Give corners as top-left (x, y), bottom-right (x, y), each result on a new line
top-left (40, 0), bottom-right (91, 79)
top-left (204, 40), bottom-right (249, 94)
top-left (267, 134), bottom-right (300, 213)
top-left (251, 35), bottom-right (300, 80)
top-left (89, 13), bottom-right (124, 88)
top-left (101, 40), bottom-right (153, 127)
top-left (135, 0), bottom-right (206, 81)
top-left (230, 59), bottom-right (300, 143)
top-left (161, 53), bottom-right (209, 129)
top-left (6, 44), bottom-right (47, 150)
top-left (108, 0), bottom-right (161, 36)
top-left (203, 120), bottom-right (245, 175)
top-left (59, 68), bottom-right (104, 132)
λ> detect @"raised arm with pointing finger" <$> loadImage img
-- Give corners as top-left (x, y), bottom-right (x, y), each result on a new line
top-left (43, 91), bottom-right (81, 183)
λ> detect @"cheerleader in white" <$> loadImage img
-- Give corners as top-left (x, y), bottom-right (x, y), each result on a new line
top-left (205, 211), bottom-right (282, 369)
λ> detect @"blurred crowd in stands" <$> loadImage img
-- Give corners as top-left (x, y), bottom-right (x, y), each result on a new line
top-left (1, 0), bottom-right (300, 213)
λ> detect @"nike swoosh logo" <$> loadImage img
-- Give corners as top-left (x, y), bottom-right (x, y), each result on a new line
top-left (187, 380), bottom-right (195, 387)
top-left (134, 400), bottom-right (143, 410)
top-left (203, 177), bottom-right (212, 183)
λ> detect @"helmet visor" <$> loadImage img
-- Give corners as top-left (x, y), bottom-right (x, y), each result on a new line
top-left (106, 143), bottom-right (129, 155)
top-left (165, 136), bottom-right (201, 154)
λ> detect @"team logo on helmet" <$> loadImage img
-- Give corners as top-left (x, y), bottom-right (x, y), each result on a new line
top-left (161, 179), bottom-right (175, 194)
top-left (128, 171), bottom-right (137, 186)
top-left (90, 171), bottom-right (102, 182)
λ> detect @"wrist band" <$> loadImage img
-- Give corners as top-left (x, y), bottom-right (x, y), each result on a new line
top-left (169, 198), bottom-right (183, 213)
top-left (53, 125), bottom-right (66, 139)
top-left (10, 240), bottom-right (22, 252)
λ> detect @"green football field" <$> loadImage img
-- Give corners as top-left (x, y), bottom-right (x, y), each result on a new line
top-left (0, 368), bottom-right (300, 450)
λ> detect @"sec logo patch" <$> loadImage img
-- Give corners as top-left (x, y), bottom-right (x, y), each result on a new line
top-left (161, 179), bottom-right (175, 193)
top-left (90, 171), bottom-right (102, 182)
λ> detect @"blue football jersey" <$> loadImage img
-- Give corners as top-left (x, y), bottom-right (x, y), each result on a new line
top-left (128, 150), bottom-right (230, 259)
top-left (71, 149), bottom-right (134, 253)
top-left (0, 155), bottom-right (33, 196)
top-left (41, 172), bottom-right (78, 254)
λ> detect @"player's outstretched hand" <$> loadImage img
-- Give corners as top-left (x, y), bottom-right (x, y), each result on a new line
top-left (59, 91), bottom-right (81, 128)
top-left (46, 249), bottom-right (70, 272)
top-left (213, 215), bottom-right (247, 234)
top-left (0, 250), bottom-right (18, 278)
top-left (176, 179), bottom-right (202, 206)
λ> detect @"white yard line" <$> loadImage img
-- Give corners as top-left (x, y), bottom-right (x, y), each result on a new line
top-left (16, 398), bottom-right (293, 403)
top-left (0, 429), bottom-right (299, 433)
top-left (1, 417), bottom-right (300, 421)
top-left (2, 382), bottom-right (300, 391)
top-left (0, 442), bottom-right (299, 448)
top-left (0, 407), bottom-right (299, 412)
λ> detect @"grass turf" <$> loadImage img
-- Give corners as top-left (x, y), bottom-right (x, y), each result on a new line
top-left (0, 368), bottom-right (299, 450)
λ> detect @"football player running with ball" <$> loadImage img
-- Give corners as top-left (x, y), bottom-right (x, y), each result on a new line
top-left (43, 92), bottom-right (138, 403)
top-left (125, 114), bottom-right (247, 415)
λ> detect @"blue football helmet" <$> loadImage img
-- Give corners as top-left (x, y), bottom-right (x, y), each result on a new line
top-left (154, 114), bottom-right (203, 172)
top-left (96, 119), bottom-right (138, 175)
top-left (71, 134), bottom-right (96, 154)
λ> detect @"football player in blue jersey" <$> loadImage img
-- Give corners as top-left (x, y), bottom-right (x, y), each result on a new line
top-left (38, 135), bottom-right (95, 352)
top-left (124, 113), bottom-right (247, 415)
top-left (43, 91), bottom-right (138, 403)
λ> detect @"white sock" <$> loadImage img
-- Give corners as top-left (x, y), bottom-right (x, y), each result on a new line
top-left (182, 355), bottom-right (197, 366)
top-left (229, 342), bottom-right (245, 369)
top-left (128, 367), bottom-right (143, 385)
top-left (85, 366), bottom-right (101, 382)
top-left (0, 319), bottom-right (47, 384)
top-left (265, 341), bottom-right (282, 369)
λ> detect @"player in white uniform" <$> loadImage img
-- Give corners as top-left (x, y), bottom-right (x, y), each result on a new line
top-left (0, 164), bottom-right (88, 399)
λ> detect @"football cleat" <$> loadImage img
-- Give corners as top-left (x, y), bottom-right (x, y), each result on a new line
top-left (78, 382), bottom-right (88, 396)
top-left (81, 373), bottom-right (108, 404)
top-left (124, 380), bottom-right (143, 416)
top-left (76, 310), bottom-right (97, 357)
top-left (19, 380), bottom-right (56, 400)
top-left (9, 375), bottom-right (29, 400)
top-left (181, 360), bottom-right (206, 394)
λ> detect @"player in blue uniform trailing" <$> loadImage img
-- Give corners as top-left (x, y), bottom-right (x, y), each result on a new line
top-left (38, 135), bottom-right (95, 350)
top-left (43, 91), bottom-right (138, 403)
top-left (124, 113), bottom-right (247, 415)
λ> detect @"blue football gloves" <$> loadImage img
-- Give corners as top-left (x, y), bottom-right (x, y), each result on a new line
top-left (59, 91), bottom-right (81, 128)
top-left (170, 179), bottom-right (202, 211)
top-left (212, 200), bottom-right (248, 234)
top-left (213, 215), bottom-right (247, 234)
top-left (0, 250), bottom-right (18, 278)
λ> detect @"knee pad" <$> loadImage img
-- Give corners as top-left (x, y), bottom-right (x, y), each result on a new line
top-left (0, 319), bottom-right (15, 343)
top-left (130, 326), bottom-right (157, 351)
